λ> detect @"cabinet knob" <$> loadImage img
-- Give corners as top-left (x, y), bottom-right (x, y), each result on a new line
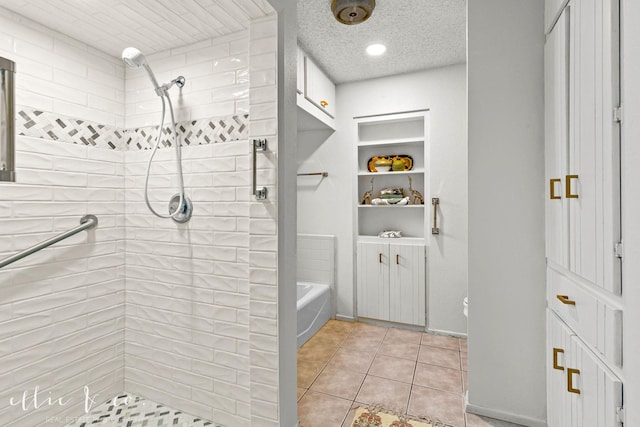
top-left (567, 368), bottom-right (581, 394)
top-left (320, 100), bottom-right (328, 108)
top-left (565, 174), bottom-right (579, 198)
top-left (553, 348), bottom-right (564, 370)
top-left (549, 178), bottom-right (562, 199)
top-left (556, 295), bottom-right (576, 305)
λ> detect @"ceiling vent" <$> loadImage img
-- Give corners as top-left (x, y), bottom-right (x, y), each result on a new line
top-left (331, 0), bottom-right (375, 25)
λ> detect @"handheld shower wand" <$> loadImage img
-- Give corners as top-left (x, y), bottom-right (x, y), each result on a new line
top-left (122, 47), bottom-right (192, 223)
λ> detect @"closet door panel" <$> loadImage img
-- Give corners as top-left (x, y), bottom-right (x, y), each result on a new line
top-left (357, 241), bottom-right (390, 321)
top-left (545, 7), bottom-right (570, 270)
top-left (389, 244), bottom-right (425, 326)
top-left (548, 310), bottom-right (574, 427)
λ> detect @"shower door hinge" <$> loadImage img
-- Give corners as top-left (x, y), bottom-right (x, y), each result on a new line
top-left (614, 106), bottom-right (623, 123)
top-left (616, 406), bottom-right (625, 424)
top-left (614, 241), bottom-right (623, 259)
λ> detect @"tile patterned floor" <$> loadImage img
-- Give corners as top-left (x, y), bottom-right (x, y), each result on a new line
top-left (64, 393), bottom-right (217, 427)
top-left (297, 320), bottom-right (524, 427)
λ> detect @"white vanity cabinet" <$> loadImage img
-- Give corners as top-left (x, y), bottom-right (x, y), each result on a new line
top-left (356, 238), bottom-right (425, 327)
top-left (545, 0), bottom-right (624, 423)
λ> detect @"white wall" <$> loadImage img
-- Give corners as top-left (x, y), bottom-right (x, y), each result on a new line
top-left (297, 64), bottom-right (468, 335)
top-left (467, 0), bottom-right (546, 425)
top-left (0, 9), bottom-right (125, 427)
top-left (621, 0), bottom-right (640, 425)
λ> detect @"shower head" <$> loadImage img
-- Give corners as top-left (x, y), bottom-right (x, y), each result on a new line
top-left (121, 47), bottom-right (161, 94)
top-left (122, 47), bottom-right (146, 68)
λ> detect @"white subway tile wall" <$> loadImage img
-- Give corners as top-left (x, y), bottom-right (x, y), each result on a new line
top-left (248, 16), bottom-right (279, 427)
top-left (0, 7), bottom-right (279, 427)
top-left (0, 136), bottom-right (125, 427)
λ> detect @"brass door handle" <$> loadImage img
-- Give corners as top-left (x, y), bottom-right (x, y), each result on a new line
top-left (379, 253), bottom-right (382, 263)
top-left (320, 100), bottom-right (328, 108)
top-left (566, 174), bottom-right (579, 198)
top-left (396, 254), bottom-right (399, 265)
top-left (567, 368), bottom-right (581, 394)
top-left (553, 348), bottom-right (564, 370)
top-left (550, 178), bottom-right (562, 199)
top-left (432, 197), bottom-right (440, 234)
top-left (556, 295), bottom-right (576, 305)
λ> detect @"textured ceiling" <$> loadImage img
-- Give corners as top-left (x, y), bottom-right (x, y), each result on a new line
top-left (0, 0), bottom-right (274, 57)
top-left (298, 0), bottom-right (466, 84)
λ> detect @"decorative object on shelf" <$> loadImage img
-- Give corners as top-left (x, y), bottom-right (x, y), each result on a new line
top-left (371, 196), bottom-right (410, 205)
top-left (407, 176), bottom-right (424, 205)
top-left (378, 230), bottom-right (403, 238)
top-left (367, 155), bottom-right (413, 172)
top-left (360, 177), bottom-right (375, 205)
top-left (373, 157), bottom-right (392, 172)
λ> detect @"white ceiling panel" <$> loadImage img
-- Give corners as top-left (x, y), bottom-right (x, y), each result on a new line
top-left (298, 0), bottom-right (466, 84)
top-left (0, 0), bottom-right (274, 57)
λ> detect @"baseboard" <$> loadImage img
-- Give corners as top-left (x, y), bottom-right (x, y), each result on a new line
top-left (426, 327), bottom-right (467, 339)
top-left (335, 314), bottom-right (355, 322)
top-left (465, 393), bottom-right (547, 427)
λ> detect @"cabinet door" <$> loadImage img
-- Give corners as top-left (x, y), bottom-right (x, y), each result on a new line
top-left (389, 244), bottom-right (425, 326)
top-left (357, 241), bottom-right (389, 321)
top-left (548, 310), bottom-right (574, 427)
top-left (545, 6), bottom-right (571, 270)
top-left (304, 56), bottom-right (336, 118)
top-left (568, 0), bottom-right (621, 295)
top-left (296, 46), bottom-right (304, 95)
top-left (570, 335), bottom-right (623, 427)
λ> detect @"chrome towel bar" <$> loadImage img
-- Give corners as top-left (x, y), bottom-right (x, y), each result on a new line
top-left (297, 172), bottom-right (329, 177)
top-left (0, 214), bottom-right (98, 269)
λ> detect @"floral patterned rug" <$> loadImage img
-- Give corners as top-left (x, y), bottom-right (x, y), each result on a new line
top-left (350, 406), bottom-right (453, 427)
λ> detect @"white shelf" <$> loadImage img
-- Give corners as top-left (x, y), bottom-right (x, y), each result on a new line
top-left (358, 137), bottom-right (424, 147)
top-left (358, 168), bottom-right (424, 176)
top-left (358, 205), bottom-right (424, 208)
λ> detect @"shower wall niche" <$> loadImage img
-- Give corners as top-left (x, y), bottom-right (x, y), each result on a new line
top-left (0, 5), bottom-right (279, 427)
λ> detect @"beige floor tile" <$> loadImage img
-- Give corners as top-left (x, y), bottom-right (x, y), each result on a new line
top-left (413, 362), bottom-right (462, 393)
top-left (298, 360), bottom-right (325, 389)
top-left (462, 370), bottom-right (468, 392)
top-left (351, 322), bottom-right (388, 338)
top-left (408, 385), bottom-right (465, 427)
top-left (461, 351), bottom-right (468, 371)
top-left (384, 327), bottom-right (423, 345)
top-left (368, 354), bottom-right (417, 383)
top-left (327, 346), bottom-right (375, 374)
top-left (340, 333), bottom-right (384, 352)
top-left (465, 413), bottom-right (526, 427)
top-left (421, 332), bottom-right (460, 350)
top-left (298, 390), bottom-right (353, 427)
top-left (378, 340), bottom-right (420, 360)
top-left (355, 375), bottom-right (411, 413)
top-left (460, 338), bottom-right (468, 353)
top-left (310, 365), bottom-right (366, 400)
top-left (297, 387), bottom-right (307, 401)
top-left (418, 345), bottom-right (461, 369)
top-left (298, 339), bottom-right (340, 365)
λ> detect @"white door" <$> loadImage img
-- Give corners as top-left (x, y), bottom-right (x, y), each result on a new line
top-left (548, 310), bottom-right (574, 427)
top-left (570, 334), bottom-right (623, 427)
top-left (304, 56), bottom-right (336, 118)
top-left (357, 241), bottom-right (390, 321)
top-left (568, 0), bottom-right (621, 295)
top-left (545, 6), bottom-right (570, 270)
top-left (389, 244), bottom-right (425, 326)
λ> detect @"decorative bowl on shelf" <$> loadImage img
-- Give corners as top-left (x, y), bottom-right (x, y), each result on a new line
top-left (367, 155), bottom-right (413, 172)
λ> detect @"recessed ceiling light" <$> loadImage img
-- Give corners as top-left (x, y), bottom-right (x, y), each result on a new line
top-left (366, 43), bottom-right (386, 56)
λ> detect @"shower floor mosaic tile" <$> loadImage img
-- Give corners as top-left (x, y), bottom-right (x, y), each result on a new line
top-left (64, 393), bottom-right (217, 427)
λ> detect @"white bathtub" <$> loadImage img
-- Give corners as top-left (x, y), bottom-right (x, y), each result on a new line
top-left (297, 281), bottom-right (331, 348)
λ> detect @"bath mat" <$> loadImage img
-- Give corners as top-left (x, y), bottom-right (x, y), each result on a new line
top-left (350, 405), bottom-right (453, 427)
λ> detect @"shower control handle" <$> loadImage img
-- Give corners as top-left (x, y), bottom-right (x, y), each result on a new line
top-left (252, 139), bottom-right (268, 201)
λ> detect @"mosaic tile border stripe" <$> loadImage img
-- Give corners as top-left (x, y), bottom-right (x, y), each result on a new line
top-left (64, 393), bottom-right (219, 427)
top-left (16, 107), bottom-right (249, 151)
